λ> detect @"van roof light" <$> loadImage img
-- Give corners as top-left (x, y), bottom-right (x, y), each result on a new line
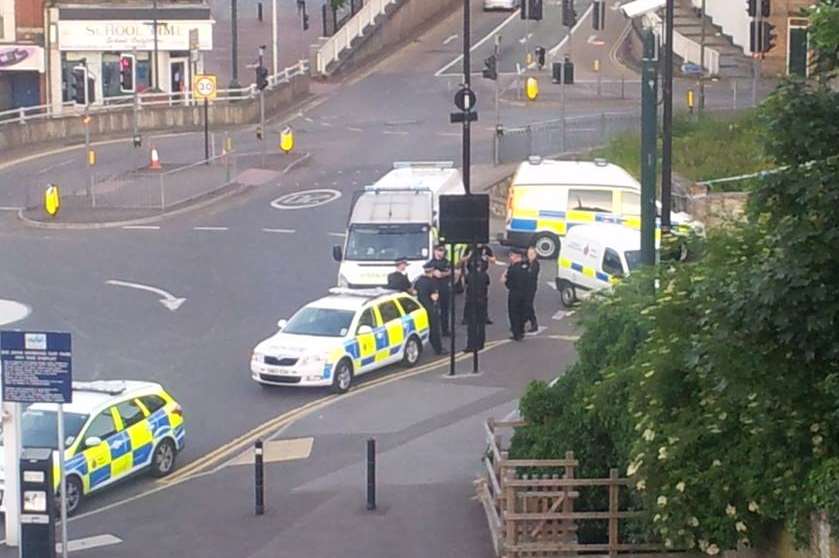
top-left (594, 158), bottom-right (608, 167)
top-left (528, 156), bottom-right (542, 165)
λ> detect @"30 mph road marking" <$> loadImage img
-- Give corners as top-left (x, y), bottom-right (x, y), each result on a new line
top-left (271, 189), bottom-right (342, 210)
top-left (0, 299), bottom-right (31, 326)
top-left (105, 280), bottom-right (187, 311)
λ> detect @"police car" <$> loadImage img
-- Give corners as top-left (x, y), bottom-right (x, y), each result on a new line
top-left (0, 380), bottom-right (185, 516)
top-left (251, 288), bottom-right (430, 393)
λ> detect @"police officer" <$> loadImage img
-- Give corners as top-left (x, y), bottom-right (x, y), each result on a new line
top-left (429, 244), bottom-right (452, 337)
top-left (414, 261), bottom-right (447, 355)
top-left (386, 258), bottom-right (413, 293)
top-left (502, 248), bottom-right (530, 341)
top-left (461, 243), bottom-right (495, 325)
top-left (524, 246), bottom-right (541, 332)
top-left (464, 256), bottom-right (490, 353)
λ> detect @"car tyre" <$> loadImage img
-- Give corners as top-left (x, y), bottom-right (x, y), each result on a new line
top-left (332, 359), bottom-right (353, 394)
top-left (533, 234), bottom-right (559, 259)
top-left (559, 281), bottom-right (577, 308)
top-left (150, 439), bottom-right (177, 478)
top-left (57, 475), bottom-right (83, 517)
top-left (402, 335), bottom-right (422, 368)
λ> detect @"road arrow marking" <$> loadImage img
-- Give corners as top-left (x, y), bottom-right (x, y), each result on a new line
top-left (57, 534), bottom-right (122, 554)
top-left (106, 280), bottom-right (186, 311)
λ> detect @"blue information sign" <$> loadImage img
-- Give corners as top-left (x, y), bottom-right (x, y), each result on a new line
top-left (0, 331), bottom-right (72, 404)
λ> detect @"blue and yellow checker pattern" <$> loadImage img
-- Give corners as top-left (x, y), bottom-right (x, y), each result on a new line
top-left (320, 298), bottom-right (430, 379)
top-left (56, 392), bottom-right (185, 495)
top-left (509, 208), bottom-right (645, 237)
top-left (558, 257), bottom-right (621, 286)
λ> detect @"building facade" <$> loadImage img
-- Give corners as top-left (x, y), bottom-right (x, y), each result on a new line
top-left (0, 0), bottom-right (46, 111)
top-left (45, 0), bottom-right (214, 112)
top-left (699, 0), bottom-right (814, 77)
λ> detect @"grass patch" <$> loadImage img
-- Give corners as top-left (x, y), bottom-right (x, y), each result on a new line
top-left (592, 111), bottom-right (773, 192)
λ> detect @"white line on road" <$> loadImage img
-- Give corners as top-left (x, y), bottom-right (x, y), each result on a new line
top-left (36, 157), bottom-right (75, 175)
top-left (435, 9), bottom-right (521, 76)
top-left (263, 228), bottom-right (296, 234)
top-left (347, 126), bottom-right (364, 132)
top-left (546, 280), bottom-right (557, 290)
top-left (304, 117), bottom-right (314, 123)
top-left (518, 33), bottom-right (533, 44)
top-left (105, 279), bottom-right (186, 311)
top-left (443, 34), bottom-right (459, 45)
top-left (193, 226), bottom-right (229, 231)
top-left (549, 3), bottom-right (594, 57)
top-left (57, 534), bottom-right (123, 554)
top-left (383, 130), bottom-right (409, 136)
top-left (0, 206), bottom-right (22, 211)
top-left (122, 225), bottom-right (160, 230)
top-left (328, 232), bottom-right (346, 237)
top-left (436, 132), bottom-right (462, 137)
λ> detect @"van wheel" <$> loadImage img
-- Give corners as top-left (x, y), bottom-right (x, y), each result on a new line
top-left (402, 335), bottom-right (422, 368)
top-left (332, 359), bottom-right (353, 394)
top-left (533, 234), bottom-right (559, 259)
top-left (559, 282), bottom-right (577, 308)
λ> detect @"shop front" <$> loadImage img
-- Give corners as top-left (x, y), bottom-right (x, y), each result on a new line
top-left (0, 44), bottom-right (45, 110)
top-left (47, 4), bottom-right (213, 110)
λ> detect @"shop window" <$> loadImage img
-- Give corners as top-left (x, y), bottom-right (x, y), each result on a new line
top-left (102, 53), bottom-right (120, 98)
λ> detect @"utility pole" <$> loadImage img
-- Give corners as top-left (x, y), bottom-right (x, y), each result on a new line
top-left (699, 0), bottom-right (706, 113)
top-left (661, 0), bottom-right (674, 233)
top-left (231, 0), bottom-right (241, 88)
top-left (258, 46), bottom-right (266, 167)
top-left (272, 0), bottom-right (278, 75)
top-left (640, 29), bottom-right (658, 269)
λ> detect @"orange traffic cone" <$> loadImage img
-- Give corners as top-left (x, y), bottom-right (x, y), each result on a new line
top-left (149, 146), bottom-right (162, 170)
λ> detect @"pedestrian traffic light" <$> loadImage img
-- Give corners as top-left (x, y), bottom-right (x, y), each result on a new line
top-left (563, 56), bottom-right (574, 84)
top-left (562, 0), bottom-right (577, 27)
top-left (303, 13), bottom-right (310, 30)
top-left (256, 66), bottom-right (269, 90)
top-left (552, 61), bottom-right (562, 83)
top-left (528, 0), bottom-right (543, 21)
top-left (119, 54), bottom-right (135, 93)
top-left (760, 0), bottom-right (770, 17)
top-left (593, 0), bottom-right (606, 30)
top-left (747, 0), bottom-right (757, 17)
top-left (482, 54), bottom-right (497, 80)
top-left (761, 20), bottom-right (776, 52)
top-left (71, 66), bottom-right (87, 105)
top-left (534, 46), bottom-right (545, 69)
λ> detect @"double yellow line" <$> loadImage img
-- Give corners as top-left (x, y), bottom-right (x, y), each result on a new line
top-left (163, 340), bottom-right (508, 484)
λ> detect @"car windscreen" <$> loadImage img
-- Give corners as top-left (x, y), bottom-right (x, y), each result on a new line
top-left (283, 307), bottom-right (356, 337)
top-left (22, 408), bottom-right (89, 450)
top-left (345, 223), bottom-right (429, 261)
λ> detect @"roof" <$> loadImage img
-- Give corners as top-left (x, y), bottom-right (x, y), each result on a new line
top-left (566, 224), bottom-right (642, 252)
top-left (351, 190), bottom-right (433, 224)
top-left (28, 380), bottom-right (163, 415)
top-left (308, 289), bottom-right (400, 312)
top-left (375, 163), bottom-right (462, 195)
top-left (512, 159), bottom-right (640, 190)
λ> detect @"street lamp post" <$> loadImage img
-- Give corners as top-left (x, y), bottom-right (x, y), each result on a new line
top-left (230, 0), bottom-right (241, 88)
top-left (272, 0), bottom-right (278, 76)
top-left (153, 0), bottom-right (160, 91)
top-left (699, 0), bottom-right (706, 112)
top-left (661, 0), bottom-right (674, 232)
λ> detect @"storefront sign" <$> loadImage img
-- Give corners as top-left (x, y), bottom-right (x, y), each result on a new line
top-left (0, 45), bottom-right (45, 72)
top-left (58, 20), bottom-right (213, 52)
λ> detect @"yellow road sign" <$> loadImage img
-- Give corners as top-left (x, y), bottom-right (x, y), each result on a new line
top-left (193, 74), bottom-right (217, 101)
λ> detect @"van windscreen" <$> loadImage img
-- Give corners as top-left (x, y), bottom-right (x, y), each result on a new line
top-left (346, 223), bottom-right (429, 261)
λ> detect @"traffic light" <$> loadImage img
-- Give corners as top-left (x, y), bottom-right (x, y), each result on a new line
top-left (256, 125), bottom-right (263, 140)
top-left (562, 0), bottom-right (577, 27)
top-left (529, 0), bottom-right (543, 21)
top-left (534, 46), bottom-right (545, 69)
top-left (71, 66), bottom-right (87, 105)
top-left (593, 0), bottom-right (606, 30)
top-left (747, 0), bottom-right (757, 17)
top-left (760, 0), bottom-right (770, 17)
top-left (119, 54), bottom-right (135, 93)
top-left (482, 54), bottom-right (497, 81)
top-left (303, 13), bottom-right (310, 30)
top-left (256, 66), bottom-right (269, 90)
top-left (761, 21), bottom-right (776, 52)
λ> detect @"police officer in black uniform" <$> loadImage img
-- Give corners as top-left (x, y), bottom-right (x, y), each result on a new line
top-left (503, 248), bottom-right (530, 341)
top-left (464, 256), bottom-right (490, 353)
top-left (414, 261), bottom-right (447, 355)
top-left (429, 244), bottom-right (452, 337)
top-left (386, 258), bottom-right (413, 293)
top-left (524, 246), bottom-right (541, 332)
top-left (461, 243), bottom-right (495, 325)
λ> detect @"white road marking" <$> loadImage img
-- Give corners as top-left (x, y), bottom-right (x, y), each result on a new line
top-left (105, 279), bottom-right (187, 311)
top-left (321, 121), bottom-right (333, 127)
top-left (347, 126), bottom-right (363, 132)
top-left (304, 117), bottom-right (314, 123)
top-left (383, 130), bottom-right (409, 135)
top-left (437, 132), bottom-right (462, 137)
top-left (57, 534), bottom-right (122, 554)
top-left (328, 232), bottom-right (346, 237)
top-left (518, 33), bottom-right (533, 44)
top-left (36, 157), bottom-right (75, 175)
top-left (271, 189), bottom-right (342, 210)
top-left (193, 226), bottom-right (229, 231)
top-left (546, 280), bottom-right (557, 290)
top-left (0, 299), bottom-right (31, 326)
top-left (435, 10), bottom-right (521, 76)
top-left (548, 334), bottom-right (580, 341)
top-left (122, 225), bottom-right (160, 230)
top-left (443, 34), bottom-right (459, 45)
top-left (525, 326), bottom-right (547, 336)
top-left (262, 228), bottom-right (296, 234)
top-left (0, 206), bottom-right (22, 211)
top-left (552, 309), bottom-right (576, 321)
top-left (549, 3), bottom-right (595, 56)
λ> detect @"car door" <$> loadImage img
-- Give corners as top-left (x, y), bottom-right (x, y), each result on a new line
top-left (354, 307), bottom-right (379, 374)
top-left (79, 407), bottom-right (120, 493)
top-left (376, 299), bottom-right (405, 365)
top-left (115, 399), bottom-right (154, 475)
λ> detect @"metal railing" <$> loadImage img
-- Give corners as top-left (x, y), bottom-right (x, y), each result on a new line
top-left (316, 0), bottom-right (397, 75)
top-left (0, 60), bottom-right (309, 128)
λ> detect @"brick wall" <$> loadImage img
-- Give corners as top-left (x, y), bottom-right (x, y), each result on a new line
top-left (762, 0), bottom-right (815, 76)
top-left (15, 0), bottom-right (43, 29)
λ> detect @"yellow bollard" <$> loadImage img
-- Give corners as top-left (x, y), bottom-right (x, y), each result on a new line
top-left (687, 89), bottom-right (695, 113)
top-left (224, 135), bottom-right (233, 154)
top-left (87, 148), bottom-right (96, 166)
top-left (593, 59), bottom-right (600, 72)
top-left (525, 77), bottom-right (539, 101)
top-left (279, 127), bottom-right (295, 153)
top-left (44, 184), bottom-right (60, 217)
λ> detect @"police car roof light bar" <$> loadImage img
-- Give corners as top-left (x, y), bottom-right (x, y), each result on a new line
top-left (328, 287), bottom-right (398, 298)
top-left (72, 380), bottom-right (127, 395)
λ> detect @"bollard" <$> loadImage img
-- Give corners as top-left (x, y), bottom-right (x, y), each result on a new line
top-left (620, 74), bottom-right (625, 100)
top-left (258, 2), bottom-right (263, 21)
top-left (255, 439), bottom-right (264, 515)
top-left (366, 438), bottom-right (376, 511)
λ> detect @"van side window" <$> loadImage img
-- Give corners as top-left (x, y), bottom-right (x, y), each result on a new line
top-left (602, 249), bottom-right (624, 277)
top-left (569, 189), bottom-right (613, 212)
top-left (621, 192), bottom-right (641, 215)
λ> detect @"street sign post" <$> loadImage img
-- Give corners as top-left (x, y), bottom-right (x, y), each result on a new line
top-left (192, 74), bottom-right (217, 164)
top-left (1, 331), bottom-right (72, 558)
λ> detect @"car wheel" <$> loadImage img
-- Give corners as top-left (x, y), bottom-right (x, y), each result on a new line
top-left (332, 359), bottom-right (353, 394)
top-left (150, 439), bottom-right (177, 478)
top-left (533, 234), bottom-right (559, 259)
top-left (559, 282), bottom-right (577, 308)
top-left (402, 335), bottom-right (422, 368)
top-left (56, 475), bottom-right (83, 517)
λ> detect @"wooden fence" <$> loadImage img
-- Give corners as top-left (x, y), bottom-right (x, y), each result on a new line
top-left (475, 417), bottom-right (674, 557)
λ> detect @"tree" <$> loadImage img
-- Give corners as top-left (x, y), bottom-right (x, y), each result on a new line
top-left (807, 0), bottom-right (839, 79)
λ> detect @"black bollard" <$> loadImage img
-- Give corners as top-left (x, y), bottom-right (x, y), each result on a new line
top-left (255, 439), bottom-right (264, 515)
top-left (366, 438), bottom-right (376, 510)
top-left (257, 2), bottom-right (263, 21)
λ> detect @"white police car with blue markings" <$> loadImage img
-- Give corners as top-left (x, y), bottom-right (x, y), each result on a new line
top-left (251, 288), bottom-right (430, 393)
top-left (0, 380), bottom-right (185, 516)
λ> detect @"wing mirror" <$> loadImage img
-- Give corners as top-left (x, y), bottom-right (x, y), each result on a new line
top-left (357, 325), bottom-right (373, 335)
top-left (332, 245), bottom-right (343, 262)
top-left (85, 436), bottom-right (102, 448)
top-left (277, 319), bottom-right (288, 330)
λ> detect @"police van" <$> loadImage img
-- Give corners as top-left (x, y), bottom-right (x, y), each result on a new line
top-left (555, 224), bottom-right (657, 307)
top-left (332, 162), bottom-right (464, 288)
top-left (503, 157), bottom-right (699, 259)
